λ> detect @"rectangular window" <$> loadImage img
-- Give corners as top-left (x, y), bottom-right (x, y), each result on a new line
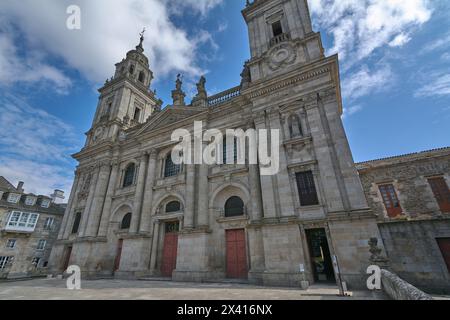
top-left (41, 199), bottom-right (51, 208)
top-left (6, 212), bottom-right (39, 232)
top-left (0, 256), bottom-right (13, 269)
top-left (272, 21), bottom-right (283, 37)
top-left (296, 171), bottom-right (319, 206)
top-left (72, 212), bottom-right (82, 234)
top-left (437, 238), bottom-right (450, 273)
top-left (7, 194), bottom-right (20, 204)
top-left (25, 197), bottom-right (36, 206)
top-left (37, 240), bottom-right (47, 251)
top-left (428, 177), bottom-right (450, 213)
top-left (44, 217), bottom-right (55, 230)
top-left (133, 107), bottom-right (141, 122)
top-left (379, 184), bottom-right (403, 218)
top-left (6, 239), bottom-right (16, 249)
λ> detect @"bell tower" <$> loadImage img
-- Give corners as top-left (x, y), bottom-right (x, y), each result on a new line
top-left (86, 30), bottom-right (162, 147)
top-left (242, 0), bottom-right (325, 81)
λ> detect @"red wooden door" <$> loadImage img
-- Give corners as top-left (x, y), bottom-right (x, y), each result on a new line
top-left (62, 246), bottom-right (72, 271)
top-left (226, 229), bottom-right (248, 279)
top-left (161, 232), bottom-right (179, 277)
top-left (437, 238), bottom-right (450, 273)
top-left (114, 239), bottom-right (123, 272)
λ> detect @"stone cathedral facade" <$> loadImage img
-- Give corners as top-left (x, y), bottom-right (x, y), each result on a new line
top-left (49, 0), bottom-right (385, 289)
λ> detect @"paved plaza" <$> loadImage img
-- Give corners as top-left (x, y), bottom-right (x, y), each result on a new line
top-left (0, 278), bottom-right (387, 300)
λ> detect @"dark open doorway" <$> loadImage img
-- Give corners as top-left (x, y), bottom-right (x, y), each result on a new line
top-left (306, 228), bottom-right (335, 283)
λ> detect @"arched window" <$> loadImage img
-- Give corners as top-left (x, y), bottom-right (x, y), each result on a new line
top-left (166, 201), bottom-right (181, 213)
top-left (121, 213), bottom-right (132, 229)
top-left (164, 154), bottom-right (181, 178)
top-left (138, 71), bottom-right (145, 83)
top-left (222, 137), bottom-right (238, 164)
top-left (224, 196), bottom-right (245, 217)
top-left (123, 163), bottom-right (136, 188)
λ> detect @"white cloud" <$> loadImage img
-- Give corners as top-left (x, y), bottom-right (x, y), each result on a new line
top-left (309, 0), bottom-right (432, 64)
top-left (415, 73), bottom-right (450, 98)
top-left (342, 64), bottom-right (393, 101)
top-left (342, 105), bottom-right (363, 118)
top-left (389, 33), bottom-right (411, 47)
top-left (165, 0), bottom-right (223, 16)
top-left (0, 94), bottom-right (81, 195)
top-left (0, 0), bottom-right (223, 89)
top-left (0, 24), bottom-right (72, 94)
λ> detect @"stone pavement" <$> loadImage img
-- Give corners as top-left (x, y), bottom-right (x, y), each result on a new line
top-left (0, 278), bottom-right (388, 300)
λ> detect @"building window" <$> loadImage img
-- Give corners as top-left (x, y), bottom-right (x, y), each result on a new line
top-left (7, 193), bottom-right (20, 204)
top-left (6, 212), bottom-right (39, 232)
top-left (138, 71), bottom-right (145, 83)
top-left (272, 20), bottom-right (283, 37)
top-left (164, 154), bottom-right (181, 178)
top-left (6, 239), bottom-right (16, 249)
top-left (223, 137), bottom-right (238, 164)
top-left (296, 171), bottom-right (319, 206)
top-left (44, 217), bottom-right (55, 230)
top-left (288, 114), bottom-right (303, 138)
top-left (25, 197), bottom-right (36, 206)
top-left (72, 212), bottom-right (82, 234)
top-left (41, 199), bottom-right (51, 208)
top-left (428, 177), bottom-right (450, 213)
top-left (123, 163), bottom-right (136, 188)
top-left (166, 201), bottom-right (181, 213)
top-left (379, 184), bottom-right (403, 218)
top-left (133, 107), bottom-right (141, 122)
top-left (224, 196), bottom-right (245, 217)
top-left (437, 238), bottom-right (450, 273)
top-left (129, 65), bottom-right (135, 75)
top-left (121, 213), bottom-right (132, 230)
top-left (37, 240), bottom-right (47, 251)
top-left (0, 256), bottom-right (13, 269)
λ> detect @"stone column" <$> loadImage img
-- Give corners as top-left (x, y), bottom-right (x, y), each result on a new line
top-left (63, 172), bottom-right (84, 239)
top-left (85, 163), bottom-right (112, 237)
top-left (249, 164), bottom-right (264, 221)
top-left (79, 167), bottom-right (100, 238)
top-left (149, 220), bottom-right (161, 273)
top-left (197, 142), bottom-right (209, 228)
top-left (130, 152), bottom-right (149, 234)
top-left (139, 149), bottom-right (158, 234)
top-left (58, 170), bottom-right (80, 240)
top-left (267, 107), bottom-right (296, 217)
top-left (184, 163), bottom-right (196, 229)
top-left (97, 161), bottom-right (120, 237)
top-left (254, 111), bottom-right (277, 219)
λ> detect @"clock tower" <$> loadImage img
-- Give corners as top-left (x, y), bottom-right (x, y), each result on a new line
top-left (242, 0), bottom-right (325, 82)
top-left (86, 31), bottom-right (162, 147)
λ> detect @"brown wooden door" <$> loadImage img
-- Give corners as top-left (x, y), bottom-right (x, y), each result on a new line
top-left (62, 246), bottom-right (72, 271)
top-left (428, 178), bottom-right (450, 213)
top-left (161, 232), bottom-right (179, 277)
top-left (437, 238), bottom-right (450, 273)
top-left (226, 229), bottom-right (248, 279)
top-left (114, 239), bottom-right (123, 272)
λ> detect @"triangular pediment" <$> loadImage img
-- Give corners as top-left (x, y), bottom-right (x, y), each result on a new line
top-left (132, 106), bottom-right (207, 136)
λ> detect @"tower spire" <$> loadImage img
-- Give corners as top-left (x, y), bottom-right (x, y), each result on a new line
top-left (136, 27), bottom-right (146, 53)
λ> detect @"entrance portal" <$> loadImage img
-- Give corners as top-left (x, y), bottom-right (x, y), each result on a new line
top-left (161, 221), bottom-right (179, 277)
top-left (226, 229), bottom-right (248, 279)
top-left (114, 239), bottom-right (123, 272)
top-left (306, 228), bottom-right (335, 283)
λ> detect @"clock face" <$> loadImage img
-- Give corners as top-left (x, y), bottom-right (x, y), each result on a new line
top-left (267, 42), bottom-right (297, 71)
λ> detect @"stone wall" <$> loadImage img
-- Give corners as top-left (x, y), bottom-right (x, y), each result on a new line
top-left (381, 269), bottom-right (433, 300)
top-left (378, 220), bottom-right (450, 294)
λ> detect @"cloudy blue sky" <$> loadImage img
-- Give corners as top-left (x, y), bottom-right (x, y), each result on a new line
top-left (0, 0), bottom-right (449, 196)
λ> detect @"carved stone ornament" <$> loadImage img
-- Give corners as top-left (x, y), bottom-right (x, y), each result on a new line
top-left (267, 42), bottom-right (297, 71)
